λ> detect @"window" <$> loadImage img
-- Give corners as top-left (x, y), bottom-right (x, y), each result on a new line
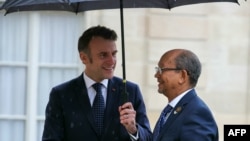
top-left (0, 11), bottom-right (85, 141)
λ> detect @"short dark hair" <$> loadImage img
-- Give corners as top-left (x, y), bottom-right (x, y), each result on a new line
top-left (78, 25), bottom-right (118, 54)
top-left (175, 49), bottom-right (202, 87)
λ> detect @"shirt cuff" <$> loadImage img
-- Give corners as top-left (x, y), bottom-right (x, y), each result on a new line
top-left (129, 131), bottom-right (139, 141)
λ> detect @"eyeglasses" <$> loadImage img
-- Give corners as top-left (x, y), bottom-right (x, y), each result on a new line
top-left (155, 66), bottom-right (182, 74)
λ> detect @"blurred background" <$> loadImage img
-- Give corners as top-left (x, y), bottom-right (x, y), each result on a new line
top-left (0, 0), bottom-right (249, 141)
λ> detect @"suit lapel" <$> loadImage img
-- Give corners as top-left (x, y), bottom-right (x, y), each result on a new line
top-left (158, 89), bottom-right (197, 140)
top-left (103, 78), bottom-right (122, 133)
top-left (74, 74), bottom-right (98, 134)
top-left (73, 75), bottom-right (125, 138)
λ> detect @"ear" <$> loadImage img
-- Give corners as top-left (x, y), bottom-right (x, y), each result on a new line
top-left (79, 52), bottom-right (88, 64)
top-left (178, 69), bottom-right (189, 84)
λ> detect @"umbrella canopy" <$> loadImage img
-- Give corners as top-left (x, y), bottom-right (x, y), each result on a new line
top-left (0, 0), bottom-right (240, 103)
top-left (1, 0), bottom-right (240, 14)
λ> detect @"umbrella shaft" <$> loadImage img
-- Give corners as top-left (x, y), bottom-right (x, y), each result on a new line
top-left (120, 0), bottom-right (126, 81)
top-left (120, 0), bottom-right (128, 103)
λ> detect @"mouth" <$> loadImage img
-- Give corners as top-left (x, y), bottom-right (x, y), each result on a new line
top-left (157, 80), bottom-right (165, 94)
top-left (103, 66), bottom-right (114, 71)
top-left (157, 79), bottom-right (163, 85)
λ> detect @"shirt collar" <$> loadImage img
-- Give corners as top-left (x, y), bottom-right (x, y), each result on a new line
top-left (169, 88), bottom-right (193, 108)
top-left (83, 72), bottom-right (108, 89)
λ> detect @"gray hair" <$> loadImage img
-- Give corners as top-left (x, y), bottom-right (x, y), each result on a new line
top-left (175, 49), bottom-right (202, 87)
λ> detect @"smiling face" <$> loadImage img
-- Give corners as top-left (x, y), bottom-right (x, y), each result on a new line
top-left (155, 52), bottom-right (180, 98)
top-left (154, 49), bottom-right (189, 102)
top-left (155, 49), bottom-right (201, 102)
top-left (80, 36), bottom-right (117, 82)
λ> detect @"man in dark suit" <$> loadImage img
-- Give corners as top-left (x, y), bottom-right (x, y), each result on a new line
top-left (153, 49), bottom-right (218, 141)
top-left (42, 25), bottom-right (152, 141)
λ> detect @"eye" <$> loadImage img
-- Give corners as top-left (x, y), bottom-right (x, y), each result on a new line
top-left (99, 52), bottom-right (108, 59)
top-left (112, 51), bottom-right (117, 57)
top-left (98, 51), bottom-right (117, 59)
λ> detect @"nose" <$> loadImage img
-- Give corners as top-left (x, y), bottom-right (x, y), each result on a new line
top-left (107, 55), bottom-right (116, 64)
top-left (154, 72), bottom-right (159, 78)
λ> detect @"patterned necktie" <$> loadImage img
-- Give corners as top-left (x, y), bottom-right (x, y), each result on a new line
top-left (153, 104), bottom-right (173, 141)
top-left (92, 83), bottom-right (105, 136)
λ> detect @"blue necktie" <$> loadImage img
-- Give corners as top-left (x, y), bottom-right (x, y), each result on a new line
top-left (92, 83), bottom-right (105, 136)
top-left (153, 104), bottom-right (173, 141)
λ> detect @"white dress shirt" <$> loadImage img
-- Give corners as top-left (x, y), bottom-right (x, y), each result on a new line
top-left (83, 72), bottom-right (108, 106)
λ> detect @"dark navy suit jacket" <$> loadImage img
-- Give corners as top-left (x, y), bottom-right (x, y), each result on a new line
top-left (156, 89), bottom-right (218, 141)
top-left (42, 74), bottom-right (152, 141)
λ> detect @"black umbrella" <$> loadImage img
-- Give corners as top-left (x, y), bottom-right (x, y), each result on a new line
top-left (0, 0), bottom-right (240, 103)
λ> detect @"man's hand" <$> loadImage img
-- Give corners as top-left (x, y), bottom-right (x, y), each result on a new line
top-left (119, 102), bottom-right (137, 134)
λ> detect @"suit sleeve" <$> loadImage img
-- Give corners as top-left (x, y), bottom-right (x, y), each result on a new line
top-left (42, 87), bottom-right (64, 141)
top-left (180, 105), bottom-right (219, 141)
top-left (128, 83), bottom-right (153, 141)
